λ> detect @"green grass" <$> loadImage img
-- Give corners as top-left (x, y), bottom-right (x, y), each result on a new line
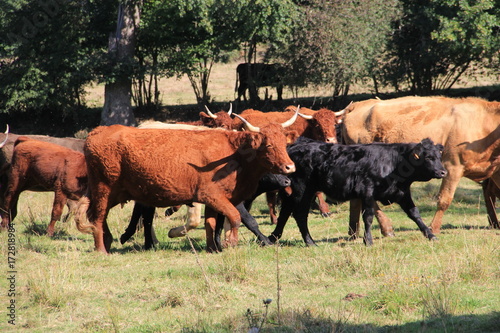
top-left (1, 178), bottom-right (499, 332)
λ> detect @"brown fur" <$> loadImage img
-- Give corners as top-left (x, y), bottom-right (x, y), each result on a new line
top-left (342, 96), bottom-right (500, 234)
top-left (76, 124), bottom-right (296, 253)
top-left (1, 137), bottom-right (88, 236)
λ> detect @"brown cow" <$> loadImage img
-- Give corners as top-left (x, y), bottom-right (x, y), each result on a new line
top-left (74, 112), bottom-right (298, 254)
top-left (0, 128), bottom-right (84, 231)
top-left (1, 137), bottom-right (87, 236)
top-left (342, 96), bottom-right (500, 237)
top-left (175, 105), bottom-right (237, 130)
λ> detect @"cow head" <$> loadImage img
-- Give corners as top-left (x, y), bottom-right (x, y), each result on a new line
top-left (410, 138), bottom-right (447, 180)
top-left (233, 110), bottom-right (298, 174)
top-left (298, 108), bottom-right (341, 143)
top-left (200, 105), bottom-right (236, 130)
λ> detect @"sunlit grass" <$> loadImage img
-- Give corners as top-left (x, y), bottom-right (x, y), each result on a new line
top-left (1, 177), bottom-right (499, 332)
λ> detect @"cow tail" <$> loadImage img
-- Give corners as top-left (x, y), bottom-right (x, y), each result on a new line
top-left (74, 195), bottom-right (95, 234)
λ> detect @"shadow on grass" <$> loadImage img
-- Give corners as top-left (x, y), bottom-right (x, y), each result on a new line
top-left (113, 236), bottom-right (207, 254)
top-left (178, 310), bottom-right (500, 333)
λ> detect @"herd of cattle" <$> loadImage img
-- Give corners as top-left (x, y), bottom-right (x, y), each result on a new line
top-left (1, 95), bottom-right (500, 254)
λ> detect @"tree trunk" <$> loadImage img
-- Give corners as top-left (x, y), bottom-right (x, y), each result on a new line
top-left (101, 1), bottom-right (141, 126)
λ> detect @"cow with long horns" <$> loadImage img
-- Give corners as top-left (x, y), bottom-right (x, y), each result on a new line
top-left (75, 110), bottom-right (299, 253)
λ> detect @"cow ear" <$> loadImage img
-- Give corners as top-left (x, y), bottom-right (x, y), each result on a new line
top-left (199, 112), bottom-right (210, 123)
top-left (285, 130), bottom-right (299, 144)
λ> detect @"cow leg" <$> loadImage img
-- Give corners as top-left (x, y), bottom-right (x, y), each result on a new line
top-left (430, 166), bottom-right (463, 234)
top-left (1, 191), bottom-right (20, 230)
top-left (349, 199), bottom-right (394, 239)
top-left (268, 195), bottom-right (294, 243)
top-left (265, 191), bottom-right (279, 224)
top-left (374, 202), bottom-right (395, 237)
top-left (1, 168), bottom-right (23, 229)
top-left (348, 199), bottom-right (361, 240)
top-left (204, 206), bottom-right (222, 253)
top-left (276, 84), bottom-right (283, 101)
top-left (120, 201), bottom-right (144, 244)
top-left (47, 188), bottom-right (66, 237)
top-left (361, 198), bottom-right (376, 247)
top-left (237, 202), bottom-right (272, 245)
top-left (89, 183), bottom-right (113, 253)
top-left (316, 192), bottom-right (331, 217)
top-left (168, 203), bottom-right (202, 238)
top-left (482, 179), bottom-right (500, 229)
top-left (209, 201), bottom-right (241, 249)
top-left (141, 206), bottom-right (157, 250)
top-left (398, 191), bottom-right (436, 240)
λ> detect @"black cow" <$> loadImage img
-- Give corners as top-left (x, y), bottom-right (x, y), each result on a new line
top-left (235, 63), bottom-right (284, 102)
top-left (269, 137), bottom-right (447, 246)
top-left (121, 173), bottom-right (291, 250)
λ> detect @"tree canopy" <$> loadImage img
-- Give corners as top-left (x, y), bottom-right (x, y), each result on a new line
top-left (0, 0), bottom-right (499, 120)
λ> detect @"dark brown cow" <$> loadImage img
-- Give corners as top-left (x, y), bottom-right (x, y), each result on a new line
top-left (1, 137), bottom-right (87, 236)
top-left (0, 129), bottom-right (84, 232)
top-left (74, 112), bottom-right (298, 253)
top-left (342, 96), bottom-right (500, 237)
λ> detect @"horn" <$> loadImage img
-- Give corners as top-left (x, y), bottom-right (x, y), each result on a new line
top-left (334, 101), bottom-right (352, 117)
top-left (0, 124), bottom-right (9, 148)
top-left (227, 103), bottom-right (232, 116)
top-left (233, 114), bottom-right (260, 133)
top-left (204, 105), bottom-right (217, 119)
top-left (281, 106), bottom-right (300, 128)
top-left (298, 112), bottom-right (313, 120)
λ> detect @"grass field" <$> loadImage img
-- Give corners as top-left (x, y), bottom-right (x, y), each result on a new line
top-left (0, 178), bottom-right (499, 332)
top-left (2, 60), bottom-right (500, 332)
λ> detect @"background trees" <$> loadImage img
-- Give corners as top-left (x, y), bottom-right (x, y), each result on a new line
top-left (0, 0), bottom-right (499, 127)
top-left (383, 0), bottom-right (500, 95)
top-left (0, 0), bottom-right (115, 119)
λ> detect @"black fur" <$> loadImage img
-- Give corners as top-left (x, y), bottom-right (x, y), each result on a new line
top-left (269, 137), bottom-right (446, 246)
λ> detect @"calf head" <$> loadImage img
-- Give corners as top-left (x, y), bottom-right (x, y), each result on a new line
top-left (409, 138), bottom-right (447, 181)
top-left (259, 173), bottom-right (292, 192)
top-left (200, 105), bottom-right (236, 129)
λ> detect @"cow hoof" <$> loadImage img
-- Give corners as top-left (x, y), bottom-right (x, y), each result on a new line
top-left (429, 235), bottom-right (438, 241)
top-left (268, 234), bottom-right (279, 244)
top-left (321, 212), bottom-right (331, 217)
top-left (382, 231), bottom-right (395, 237)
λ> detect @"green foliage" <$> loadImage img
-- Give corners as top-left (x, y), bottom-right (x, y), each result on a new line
top-left (135, 0), bottom-right (297, 106)
top-left (383, 0), bottom-right (500, 94)
top-left (271, 0), bottom-right (401, 102)
top-left (0, 0), bottom-right (116, 116)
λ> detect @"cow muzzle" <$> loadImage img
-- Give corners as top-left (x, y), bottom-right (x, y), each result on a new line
top-left (436, 169), bottom-right (448, 178)
top-left (282, 163), bottom-right (296, 174)
top-left (326, 137), bottom-right (337, 144)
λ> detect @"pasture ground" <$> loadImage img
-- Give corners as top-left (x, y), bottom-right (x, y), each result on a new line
top-left (0, 178), bottom-right (499, 332)
top-left (1, 60), bottom-right (500, 332)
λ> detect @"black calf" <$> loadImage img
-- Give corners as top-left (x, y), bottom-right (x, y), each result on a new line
top-left (269, 137), bottom-right (446, 246)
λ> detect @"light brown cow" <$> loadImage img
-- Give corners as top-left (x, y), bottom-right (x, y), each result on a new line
top-left (1, 137), bottom-right (87, 236)
top-left (342, 96), bottom-right (500, 236)
top-left (75, 112), bottom-right (298, 254)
